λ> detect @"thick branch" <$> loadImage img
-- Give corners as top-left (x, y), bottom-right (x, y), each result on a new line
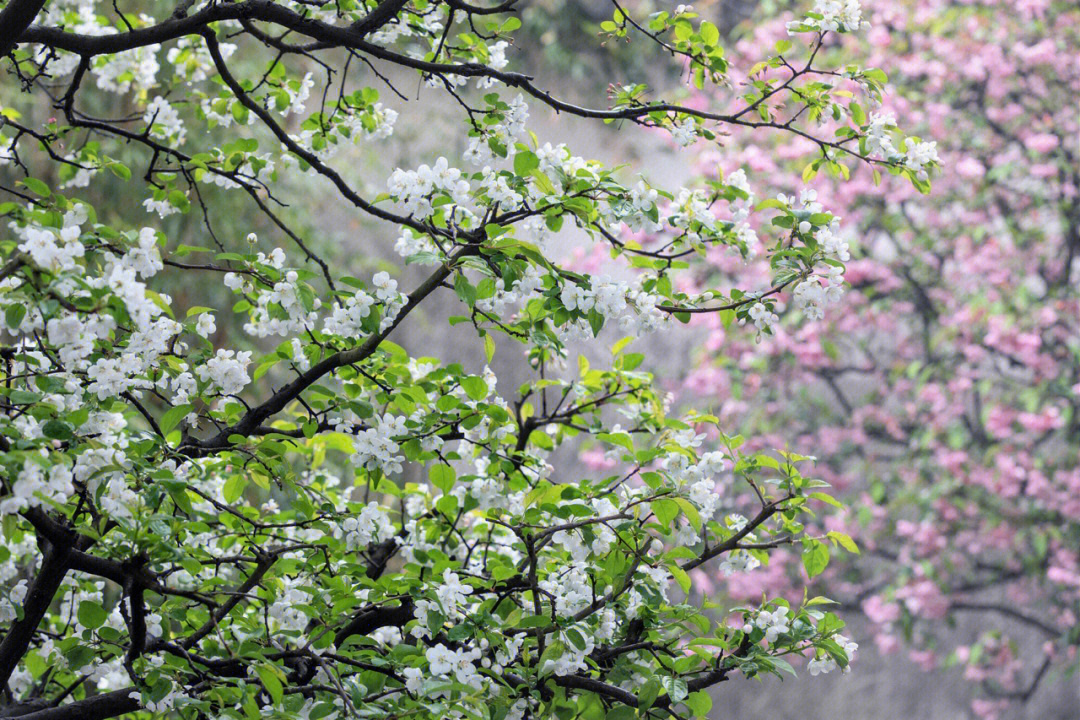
top-left (16, 1), bottom-right (890, 167)
top-left (333, 599), bottom-right (414, 646)
top-left (0, 0), bottom-right (47, 57)
top-left (0, 543), bottom-right (70, 687)
top-left (13, 689), bottom-right (139, 720)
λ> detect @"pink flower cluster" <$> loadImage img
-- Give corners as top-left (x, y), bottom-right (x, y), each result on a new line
top-left (665, 0), bottom-right (1079, 715)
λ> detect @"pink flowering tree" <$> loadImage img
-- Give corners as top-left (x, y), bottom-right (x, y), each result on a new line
top-left (655, 0), bottom-right (1077, 716)
top-left (0, 2), bottom-right (937, 720)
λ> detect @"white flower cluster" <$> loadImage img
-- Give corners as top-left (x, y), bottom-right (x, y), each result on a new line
top-left (343, 102), bottom-right (399, 141)
top-left (268, 577), bottom-right (313, 632)
top-left (725, 168), bottom-right (761, 253)
top-left (411, 569), bottom-right (476, 642)
top-left (862, 111), bottom-right (939, 180)
top-left (21, 215), bottom-right (185, 403)
top-left (814, 222), bottom-right (851, 262)
top-left (434, 569), bottom-right (474, 615)
top-left (351, 413), bottom-right (408, 475)
top-left (809, 635), bottom-right (858, 675)
top-left (463, 95), bottom-right (529, 165)
top-left (719, 549), bottom-right (762, 576)
top-left (59, 151), bottom-right (98, 189)
top-left (426, 643), bottom-right (484, 689)
top-left (0, 580), bottom-right (28, 622)
top-left (864, 111), bottom-right (898, 157)
top-left (0, 460), bottom-right (75, 515)
top-left (393, 230), bottom-right (441, 264)
top-left (789, 0), bottom-right (869, 33)
top-left (337, 502), bottom-right (396, 551)
top-left (194, 349), bottom-right (252, 396)
top-left (126, 227), bottom-right (165, 277)
top-left (167, 36), bottom-right (235, 84)
top-left (670, 119), bottom-right (698, 147)
top-left (243, 270), bottom-right (320, 338)
top-left (142, 193), bottom-right (181, 218)
top-left (663, 449), bottom-right (729, 525)
top-left (94, 44), bottom-right (161, 94)
top-left (542, 624), bottom-right (595, 677)
top-left (792, 266), bottom-right (844, 321)
top-left (744, 605), bottom-right (791, 642)
top-left (474, 264), bottom-right (545, 317)
top-left (280, 72), bottom-right (315, 116)
top-left (324, 289), bottom-right (375, 337)
top-left (558, 276), bottom-right (666, 337)
top-left (477, 40), bottom-right (510, 88)
top-left (387, 156), bottom-right (471, 220)
top-left (91, 367), bottom-right (135, 418)
top-left (158, 363), bottom-right (198, 408)
top-left (904, 139), bottom-right (940, 181)
top-left (479, 166), bottom-right (524, 208)
top-left (621, 181), bottom-right (662, 233)
top-left (748, 301), bottom-right (780, 333)
top-left (551, 498), bottom-right (619, 561)
top-left (15, 211), bottom-right (86, 272)
top-left (144, 96), bottom-right (186, 146)
top-left (671, 187), bottom-right (719, 236)
top-left (371, 271), bottom-right (407, 332)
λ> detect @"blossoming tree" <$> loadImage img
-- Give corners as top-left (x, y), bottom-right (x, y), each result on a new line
top-left (0, 1), bottom-right (934, 719)
top-left (656, 1), bottom-right (1076, 717)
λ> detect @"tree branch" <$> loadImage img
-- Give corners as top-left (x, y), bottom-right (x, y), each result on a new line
top-left (0, 0), bottom-right (47, 58)
top-left (13, 689), bottom-right (139, 720)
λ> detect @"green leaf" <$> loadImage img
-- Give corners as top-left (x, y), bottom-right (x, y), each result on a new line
top-left (41, 420), bottom-right (73, 441)
top-left (435, 494), bottom-right (458, 517)
top-left (77, 601), bottom-right (108, 630)
top-left (802, 539), bottom-right (830, 578)
top-left (770, 656), bottom-right (798, 677)
top-left (537, 640), bottom-right (565, 676)
top-left (7, 390), bottom-right (41, 405)
top-left (637, 678), bottom-right (662, 709)
top-left (256, 665), bottom-right (284, 705)
top-left (669, 564), bottom-right (691, 594)
top-left (806, 596), bottom-right (839, 607)
top-left (661, 676), bottom-right (688, 702)
top-left (684, 690), bottom-right (712, 718)
top-left (673, 498), bottom-right (701, 532)
top-left (453, 273), bottom-right (476, 306)
top-left (827, 530), bottom-right (860, 554)
top-left (809, 491), bottom-right (843, 509)
top-left (651, 498), bottom-right (680, 529)
top-left (460, 376), bottom-right (488, 402)
top-left (231, 102), bottom-right (250, 125)
top-left (222, 475), bottom-right (247, 504)
top-left (532, 169), bottom-right (557, 195)
top-left (699, 21), bottom-right (719, 47)
top-left (513, 150), bottom-right (539, 176)
top-left (108, 162), bottom-right (131, 181)
top-left (20, 177), bottom-right (50, 197)
top-left (159, 404), bottom-right (193, 435)
top-left (849, 101), bottom-right (866, 126)
top-left (5, 303), bottom-right (26, 329)
top-left (429, 464), bottom-right (456, 494)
